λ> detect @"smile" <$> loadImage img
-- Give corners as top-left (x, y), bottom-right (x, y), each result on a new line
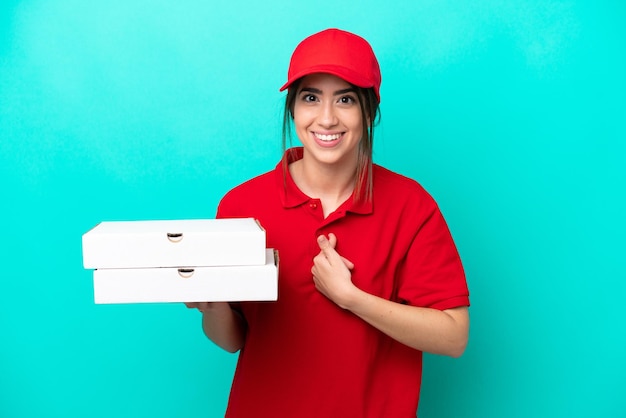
top-left (314, 132), bottom-right (342, 141)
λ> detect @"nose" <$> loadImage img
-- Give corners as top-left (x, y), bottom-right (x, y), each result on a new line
top-left (317, 101), bottom-right (338, 128)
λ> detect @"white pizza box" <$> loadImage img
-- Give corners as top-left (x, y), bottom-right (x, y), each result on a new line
top-left (92, 249), bottom-right (278, 304)
top-left (82, 218), bottom-right (266, 269)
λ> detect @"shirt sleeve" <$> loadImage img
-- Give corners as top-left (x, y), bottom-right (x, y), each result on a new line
top-left (396, 203), bottom-right (470, 311)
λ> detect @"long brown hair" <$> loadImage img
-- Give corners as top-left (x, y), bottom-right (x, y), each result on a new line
top-left (281, 78), bottom-right (380, 203)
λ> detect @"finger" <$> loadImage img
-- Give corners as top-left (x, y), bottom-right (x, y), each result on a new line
top-left (316, 235), bottom-right (341, 266)
top-left (327, 233), bottom-right (337, 249)
top-left (317, 234), bottom-right (331, 251)
top-left (340, 256), bottom-right (355, 270)
top-left (317, 235), bottom-right (339, 258)
top-left (317, 234), bottom-right (351, 269)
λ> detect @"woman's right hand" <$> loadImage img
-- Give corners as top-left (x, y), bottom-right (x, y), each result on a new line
top-left (184, 302), bottom-right (246, 352)
top-left (184, 301), bottom-right (228, 313)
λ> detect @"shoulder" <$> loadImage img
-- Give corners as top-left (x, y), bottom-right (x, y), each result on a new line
top-left (217, 169), bottom-right (276, 218)
top-left (373, 164), bottom-right (437, 208)
top-left (226, 169), bottom-right (275, 196)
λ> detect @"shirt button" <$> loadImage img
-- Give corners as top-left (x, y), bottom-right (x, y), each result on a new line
top-left (309, 202), bottom-right (318, 209)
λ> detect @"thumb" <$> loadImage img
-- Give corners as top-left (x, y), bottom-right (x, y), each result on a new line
top-left (318, 233), bottom-right (339, 251)
top-left (318, 233), bottom-right (354, 269)
top-left (327, 232), bottom-right (337, 249)
top-left (317, 234), bottom-right (329, 249)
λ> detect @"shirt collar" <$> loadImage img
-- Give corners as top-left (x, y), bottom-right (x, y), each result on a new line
top-left (275, 147), bottom-right (373, 215)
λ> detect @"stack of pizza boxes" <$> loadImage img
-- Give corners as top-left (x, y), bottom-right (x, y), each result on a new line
top-left (82, 218), bottom-right (278, 304)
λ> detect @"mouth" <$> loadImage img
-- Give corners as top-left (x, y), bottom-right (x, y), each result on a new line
top-left (313, 132), bottom-right (343, 142)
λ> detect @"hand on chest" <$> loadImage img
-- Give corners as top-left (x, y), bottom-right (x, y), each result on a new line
top-left (270, 214), bottom-right (410, 301)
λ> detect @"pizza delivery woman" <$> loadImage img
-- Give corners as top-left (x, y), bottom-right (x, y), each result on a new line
top-left (186, 28), bottom-right (470, 417)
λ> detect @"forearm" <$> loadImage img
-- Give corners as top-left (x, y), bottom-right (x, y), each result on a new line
top-left (344, 290), bottom-right (469, 357)
top-left (312, 234), bottom-right (469, 357)
top-left (200, 303), bottom-right (246, 353)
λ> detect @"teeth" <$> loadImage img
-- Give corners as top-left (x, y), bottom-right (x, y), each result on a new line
top-left (315, 133), bottom-right (341, 141)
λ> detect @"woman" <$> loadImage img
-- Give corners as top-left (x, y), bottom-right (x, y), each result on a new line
top-left (187, 28), bottom-right (470, 417)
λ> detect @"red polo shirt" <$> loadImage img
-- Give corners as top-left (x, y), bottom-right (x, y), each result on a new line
top-left (217, 148), bottom-right (469, 418)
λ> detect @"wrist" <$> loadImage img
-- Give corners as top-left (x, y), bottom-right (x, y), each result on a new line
top-left (338, 285), bottom-right (368, 311)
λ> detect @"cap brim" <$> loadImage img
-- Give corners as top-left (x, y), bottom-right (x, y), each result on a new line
top-left (279, 65), bottom-right (374, 92)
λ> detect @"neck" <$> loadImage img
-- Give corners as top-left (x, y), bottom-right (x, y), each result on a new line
top-left (289, 151), bottom-right (358, 215)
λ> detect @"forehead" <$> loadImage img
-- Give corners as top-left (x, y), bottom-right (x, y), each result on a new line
top-left (298, 73), bottom-right (353, 91)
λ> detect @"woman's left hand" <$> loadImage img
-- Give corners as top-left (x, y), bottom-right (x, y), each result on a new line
top-left (312, 234), bottom-right (469, 357)
top-left (311, 233), bottom-right (358, 308)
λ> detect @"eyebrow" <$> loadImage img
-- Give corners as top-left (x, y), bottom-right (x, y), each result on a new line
top-left (299, 87), bottom-right (357, 96)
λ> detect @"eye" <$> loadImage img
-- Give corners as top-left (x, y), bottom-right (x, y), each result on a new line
top-left (300, 93), bottom-right (318, 103)
top-left (338, 95), bottom-right (356, 105)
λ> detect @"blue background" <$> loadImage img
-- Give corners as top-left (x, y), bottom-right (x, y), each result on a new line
top-left (1, 1), bottom-right (624, 417)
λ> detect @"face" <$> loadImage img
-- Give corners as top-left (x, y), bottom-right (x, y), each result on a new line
top-left (293, 73), bottom-right (364, 170)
